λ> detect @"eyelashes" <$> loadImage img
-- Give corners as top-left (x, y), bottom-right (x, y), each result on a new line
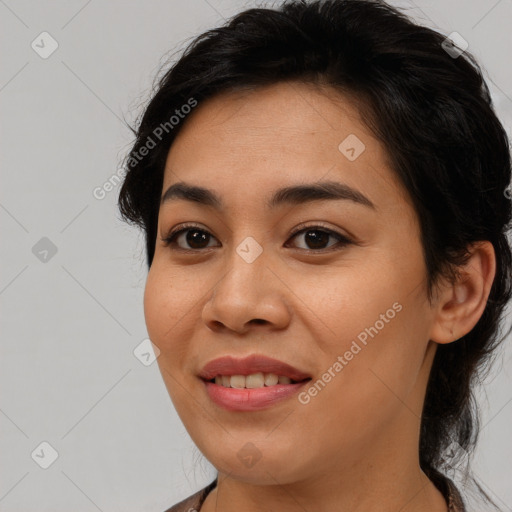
top-left (161, 222), bottom-right (354, 253)
top-left (162, 223), bottom-right (220, 252)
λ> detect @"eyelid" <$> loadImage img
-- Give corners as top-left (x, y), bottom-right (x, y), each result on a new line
top-left (164, 222), bottom-right (209, 240)
top-left (161, 222), bottom-right (219, 249)
top-left (287, 221), bottom-right (351, 240)
top-left (161, 221), bottom-right (354, 252)
top-left (285, 222), bottom-right (353, 251)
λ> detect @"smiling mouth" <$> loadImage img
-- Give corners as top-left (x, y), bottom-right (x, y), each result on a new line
top-left (205, 372), bottom-right (312, 389)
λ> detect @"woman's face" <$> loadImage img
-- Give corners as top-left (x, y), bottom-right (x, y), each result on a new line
top-left (144, 81), bottom-right (440, 485)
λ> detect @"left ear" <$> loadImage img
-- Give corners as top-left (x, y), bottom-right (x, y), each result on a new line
top-left (429, 241), bottom-right (496, 344)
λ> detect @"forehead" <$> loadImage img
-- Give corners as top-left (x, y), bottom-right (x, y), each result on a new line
top-left (162, 81), bottom-right (410, 213)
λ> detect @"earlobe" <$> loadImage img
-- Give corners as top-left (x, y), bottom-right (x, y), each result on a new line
top-left (429, 241), bottom-right (496, 345)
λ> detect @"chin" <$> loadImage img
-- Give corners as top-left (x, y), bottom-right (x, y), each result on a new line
top-left (207, 448), bottom-right (309, 486)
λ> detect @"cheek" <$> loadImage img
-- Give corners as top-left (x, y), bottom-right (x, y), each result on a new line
top-left (289, 261), bottom-right (408, 350)
top-left (143, 266), bottom-right (200, 412)
top-left (293, 309), bottom-right (429, 464)
top-left (143, 265), bottom-right (190, 353)
top-left (143, 268), bottom-right (166, 345)
top-left (294, 256), bottom-right (431, 408)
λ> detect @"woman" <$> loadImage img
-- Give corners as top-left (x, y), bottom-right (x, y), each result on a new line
top-left (118, 0), bottom-right (512, 510)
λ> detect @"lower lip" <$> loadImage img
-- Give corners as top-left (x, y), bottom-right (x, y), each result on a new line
top-left (202, 379), bottom-right (310, 411)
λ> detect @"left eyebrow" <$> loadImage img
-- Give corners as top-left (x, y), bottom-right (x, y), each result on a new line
top-left (160, 180), bottom-right (376, 211)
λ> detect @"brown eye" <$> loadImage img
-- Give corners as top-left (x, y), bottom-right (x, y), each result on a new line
top-left (162, 226), bottom-right (220, 251)
top-left (182, 229), bottom-right (212, 249)
top-left (162, 224), bottom-right (352, 253)
top-left (287, 227), bottom-right (352, 251)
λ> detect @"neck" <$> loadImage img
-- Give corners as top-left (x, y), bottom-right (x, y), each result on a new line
top-left (201, 420), bottom-right (448, 512)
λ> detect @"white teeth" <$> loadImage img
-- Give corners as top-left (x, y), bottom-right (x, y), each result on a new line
top-left (213, 372), bottom-right (297, 388)
top-left (264, 373), bottom-right (278, 386)
top-left (245, 372), bottom-right (264, 388)
top-left (230, 375), bottom-right (246, 389)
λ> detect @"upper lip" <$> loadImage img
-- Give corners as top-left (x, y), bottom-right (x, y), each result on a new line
top-left (199, 354), bottom-right (312, 382)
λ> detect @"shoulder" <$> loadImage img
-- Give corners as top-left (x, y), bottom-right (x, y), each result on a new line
top-left (162, 479), bottom-right (217, 512)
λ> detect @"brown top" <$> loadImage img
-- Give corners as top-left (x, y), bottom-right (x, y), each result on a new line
top-left (163, 471), bottom-right (466, 511)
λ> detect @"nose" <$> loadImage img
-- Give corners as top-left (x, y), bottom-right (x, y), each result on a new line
top-left (201, 246), bottom-right (292, 335)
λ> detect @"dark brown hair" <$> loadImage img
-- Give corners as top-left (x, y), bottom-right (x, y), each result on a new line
top-left (118, 0), bottom-right (512, 505)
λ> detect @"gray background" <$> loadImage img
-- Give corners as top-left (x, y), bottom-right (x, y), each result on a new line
top-left (1, 0), bottom-right (511, 511)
